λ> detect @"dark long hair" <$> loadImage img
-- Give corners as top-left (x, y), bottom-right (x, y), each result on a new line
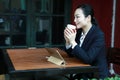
top-left (77, 4), bottom-right (98, 26)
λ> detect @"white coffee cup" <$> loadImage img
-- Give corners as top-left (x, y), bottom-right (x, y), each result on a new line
top-left (67, 24), bottom-right (76, 32)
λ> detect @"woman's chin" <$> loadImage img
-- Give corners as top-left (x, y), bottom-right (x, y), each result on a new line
top-left (76, 26), bottom-right (82, 29)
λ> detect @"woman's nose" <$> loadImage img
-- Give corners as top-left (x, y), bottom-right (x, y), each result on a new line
top-left (74, 18), bottom-right (76, 23)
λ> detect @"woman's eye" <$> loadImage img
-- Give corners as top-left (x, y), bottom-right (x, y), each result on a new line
top-left (75, 16), bottom-right (80, 18)
top-left (76, 16), bottom-right (79, 18)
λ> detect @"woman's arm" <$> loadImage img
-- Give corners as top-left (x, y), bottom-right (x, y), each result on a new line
top-left (72, 32), bottom-right (105, 64)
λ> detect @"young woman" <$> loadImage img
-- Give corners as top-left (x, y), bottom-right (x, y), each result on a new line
top-left (64, 4), bottom-right (109, 79)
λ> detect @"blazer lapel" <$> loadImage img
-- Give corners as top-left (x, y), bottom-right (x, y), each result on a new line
top-left (81, 25), bottom-right (95, 48)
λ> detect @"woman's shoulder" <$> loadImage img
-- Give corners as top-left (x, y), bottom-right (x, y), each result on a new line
top-left (92, 25), bottom-right (104, 34)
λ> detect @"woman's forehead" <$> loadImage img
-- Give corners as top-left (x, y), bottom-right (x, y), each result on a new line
top-left (74, 8), bottom-right (84, 16)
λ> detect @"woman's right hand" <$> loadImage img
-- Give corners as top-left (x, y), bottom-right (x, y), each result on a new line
top-left (64, 25), bottom-right (77, 45)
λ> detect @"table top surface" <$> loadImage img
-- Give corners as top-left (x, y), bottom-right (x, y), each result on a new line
top-left (5, 48), bottom-right (90, 71)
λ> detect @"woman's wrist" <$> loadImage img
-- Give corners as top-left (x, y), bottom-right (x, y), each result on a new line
top-left (65, 42), bottom-right (71, 49)
top-left (71, 41), bottom-right (77, 49)
top-left (65, 41), bottom-right (70, 45)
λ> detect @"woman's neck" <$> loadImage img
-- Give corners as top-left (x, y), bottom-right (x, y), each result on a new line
top-left (82, 23), bottom-right (92, 34)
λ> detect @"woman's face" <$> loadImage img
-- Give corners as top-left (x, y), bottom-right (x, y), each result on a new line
top-left (74, 8), bottom-right (88, 29)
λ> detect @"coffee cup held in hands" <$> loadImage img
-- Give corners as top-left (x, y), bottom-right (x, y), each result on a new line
top-left (67, 24), bottom-right (76, 32)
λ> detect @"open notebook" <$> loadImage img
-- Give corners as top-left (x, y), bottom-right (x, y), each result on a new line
top-left (46, 48), bottom-right (66, 66)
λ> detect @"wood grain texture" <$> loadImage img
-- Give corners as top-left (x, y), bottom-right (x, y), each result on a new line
top-left (7, 48), bottom-right (90, 70)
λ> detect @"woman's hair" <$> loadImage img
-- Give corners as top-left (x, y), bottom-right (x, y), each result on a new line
top-left (77, 4), bottom-right (98, 26)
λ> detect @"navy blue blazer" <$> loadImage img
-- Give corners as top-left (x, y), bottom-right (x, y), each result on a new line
top-left (65, 25), bottom-right (109, 78)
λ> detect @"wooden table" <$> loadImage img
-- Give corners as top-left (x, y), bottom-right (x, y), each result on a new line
top-left (2, 48), bottom-right (99, 80)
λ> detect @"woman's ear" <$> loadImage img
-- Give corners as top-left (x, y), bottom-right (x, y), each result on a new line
top-left (86, 15), bottom-right (91, 22)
